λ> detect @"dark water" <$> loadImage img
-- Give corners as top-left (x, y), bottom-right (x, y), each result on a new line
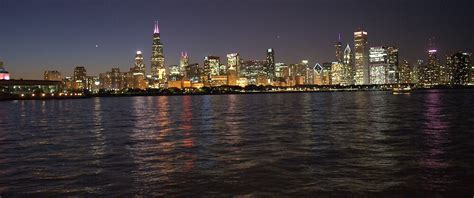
top-left (1, 90), bottom-right (474, 196)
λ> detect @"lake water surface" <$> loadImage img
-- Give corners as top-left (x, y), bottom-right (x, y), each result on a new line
top-left (1, 90), bottom-right (473, 196)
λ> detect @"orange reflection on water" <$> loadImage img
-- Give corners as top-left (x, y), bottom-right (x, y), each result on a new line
top-left (181, 96), bottom-right (196, 171)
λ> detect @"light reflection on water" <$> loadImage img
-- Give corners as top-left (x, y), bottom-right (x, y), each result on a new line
top-left (0, 91), bottom-right (473, 196)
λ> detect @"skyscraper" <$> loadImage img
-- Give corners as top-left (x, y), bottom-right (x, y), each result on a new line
top-left (73, 66), bottom-right (87, 90)
top-left (130, 51), bottom-right (148, 90)
top-left (134, 51), bottom-right (146, 76)
top-left (227, 53), bottom-right (241, 76)
top-left (151, 21), bottom-right (166, 82)
top-left (169, 65), bottom-right (181, 81)
top-left (321, 62), bottom-right (332, 85)
top-left (266, 48), bottom-right (275, 80)
top-left (421, 49), bottom-right (440, 85)
top-left (354, 30), bottom-right (369, 85)
top-left (185, 63), bottom-right (200, 83)
top-left (335, 34), bottom-right (343, 64)
top-left (448, 52), bottom-right (471, 85)
top-left (110, 68), bottom-right (124, 90)
top-left (386, 46), bottom-right (399, 84)
top-left (204, 56), bottom-right (221, 76)
top-left (412, 60), bottom-right (423, 84)
top-left (73, 66), bottom-right (87, 82)
top-left (343, 44), bottom-right (354, 85)
top-left (179, 51), bottom-right (189, 76)
top-left (399, 60), bottom-right (412, 84)
top-left (331, 62), bottom-right (344, 85)
top-left (369, 47), bottom-right (388, 85)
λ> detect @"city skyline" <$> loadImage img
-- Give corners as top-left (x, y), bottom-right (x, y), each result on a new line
top-left (0, 0), bottom-right (473, 79)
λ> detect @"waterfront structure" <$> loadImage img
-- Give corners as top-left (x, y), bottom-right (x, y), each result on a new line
top-left (0, 80), bottom-right (62, 95)
top-left (448, 52), bottom-right (471, 85)
top-left (354, 30), bottom-right (369, 85)
top-left (179, 51), bottom-right (189, 76)
top-left (44, 70), bottom-right (62, 81)
top-left (266, 48), bottom-right (275, 80)
top-left (0, 61), bottom-right (10, 80)
top-left (331, 62), bottom-right (344, 85)
top-left (369, 47), bottom-right (388, 84)
top-left (343, 44), bottom-right (354, 85)
top-left (386, 46), bottom-right (399, 84)
top-left (150, 21), bottom-right (166, 83)
top-left (209, 75), bottom-right (227, 87)
top-left (227, 53), bottom-right (241, 76)
top-left (399, 60), bottom-right (412, 84)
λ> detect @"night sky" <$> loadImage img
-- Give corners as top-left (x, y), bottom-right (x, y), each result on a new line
top-left (0, 0), bottom-right (473, 79)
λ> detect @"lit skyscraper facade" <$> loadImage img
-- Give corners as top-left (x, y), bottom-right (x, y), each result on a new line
top-left (179, 51), bottom-right (189, 76)
top-left (369, 47), bottom-right (388, 85)
top-left (266, 48), bottom-right (275, 80)
top-left (331, 62), bottom-right (344, 85)
top-left (130, 51), bottom-right (147, 90)
top-left (354, 30), bottom-right (369, 85)
top-left (386, 46), bottom-right (399, 84)
top-left (169, 65), bottom-right (181, 81)
top-left (133, 51), bottom-right (146, 76)
top-left (421, 50), bottom-right (440, 85)
top-left (343, 44), bottom-right (354, 85)
top-left (73, 66), bottom-right (87, 90)
top-left (399, 60), bottom-right (412, 84)
top-left (110, 68), bottom-right (124, 90)
top-left (227, 53), bottom-right (241, 76)
top-left (205, 56), bottom-right (222, 76)
top-left (73, 66), bottom-right (87, 82)
top-left (448, 52), bottom-right (471, 85)
top-left (151, 21), bottom-right (166, 82)
top-left (412, 60), bottom-right (423, 84)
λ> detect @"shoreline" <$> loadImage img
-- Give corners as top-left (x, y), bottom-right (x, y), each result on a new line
top-left (1, 86), bottom-right (473, 101)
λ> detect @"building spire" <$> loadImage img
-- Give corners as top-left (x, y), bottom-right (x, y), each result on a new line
top-left (338, 33), bottom-right (341, 42)
top-left (154, 21), bottom-right (160, 34)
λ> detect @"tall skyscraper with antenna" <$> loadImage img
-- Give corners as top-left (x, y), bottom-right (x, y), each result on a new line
top-left (179, 51), bottom-right (189, 76)
top-left (151, 21), bottom-right (166, 83)
top-left (335, 34), bottom-right (343, 64)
